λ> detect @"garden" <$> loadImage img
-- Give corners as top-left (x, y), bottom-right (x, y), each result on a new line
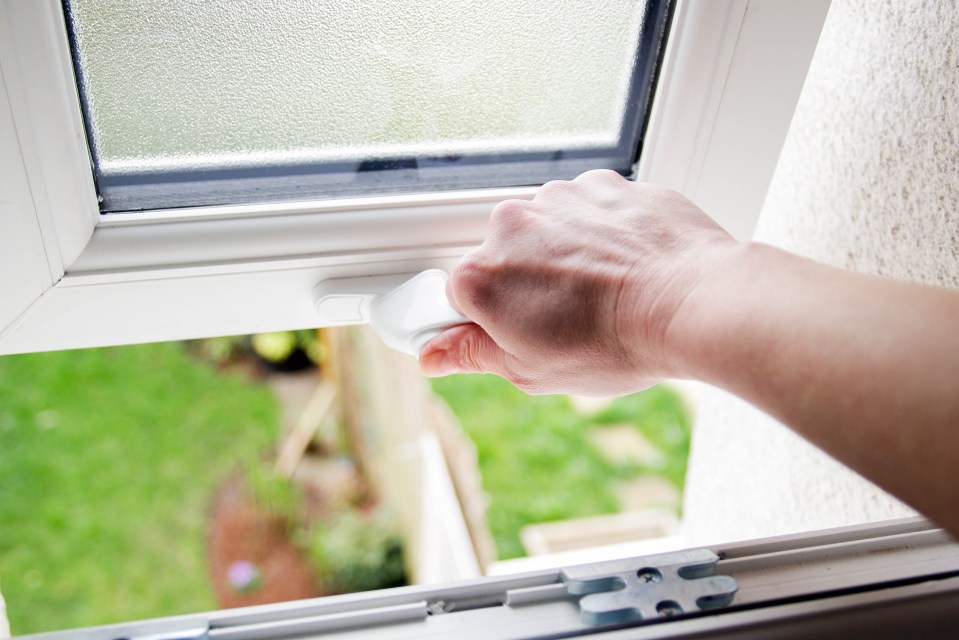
top-left (0, 334), bottom-right (690, 634)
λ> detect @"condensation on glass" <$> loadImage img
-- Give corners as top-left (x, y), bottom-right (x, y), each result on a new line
top-left (63, 0), bottom-right (671, 211)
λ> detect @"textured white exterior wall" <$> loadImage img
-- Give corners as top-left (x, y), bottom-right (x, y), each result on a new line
top-left (682, 0), bottom-right (959, 544)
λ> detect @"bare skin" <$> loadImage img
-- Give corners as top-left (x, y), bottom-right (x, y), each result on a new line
top-left (419, 170), bottom-right (959, 538)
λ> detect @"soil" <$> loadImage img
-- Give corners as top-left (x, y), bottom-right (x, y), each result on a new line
top-left (199, 346), bottom-right (347, 609)
top-left (207, 476), bottom-right (323, 608)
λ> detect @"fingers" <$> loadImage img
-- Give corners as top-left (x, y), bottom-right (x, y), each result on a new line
top-left (419, 323), bottom-right (515, 379)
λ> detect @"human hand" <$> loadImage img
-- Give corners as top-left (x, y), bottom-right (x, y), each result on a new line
top-left (418, 170), bottom-right (740, 396)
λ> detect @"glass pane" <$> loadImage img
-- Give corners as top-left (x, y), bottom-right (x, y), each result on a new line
top-left (63, 0), bottom-right (671, 211)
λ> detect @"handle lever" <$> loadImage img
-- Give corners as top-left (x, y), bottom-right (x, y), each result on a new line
top-left (313, 269), bottom-right (470, 356)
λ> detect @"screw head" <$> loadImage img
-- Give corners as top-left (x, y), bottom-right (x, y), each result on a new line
top-left (657, 600), bottom-right (684, 617)
top-left (636, 567), bottom-right (663, 584)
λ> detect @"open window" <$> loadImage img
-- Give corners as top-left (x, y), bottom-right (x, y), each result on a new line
top-left (1, 0), bottom-right (829, 355)
top-left (14, 2), bottom-right (950, 639)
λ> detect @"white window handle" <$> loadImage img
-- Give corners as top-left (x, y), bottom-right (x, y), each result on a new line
top-left (314, 269), bottom-right (471, 356)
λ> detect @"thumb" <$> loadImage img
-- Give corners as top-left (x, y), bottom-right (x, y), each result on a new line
top-left (419, 323), bottom-right (513, 378)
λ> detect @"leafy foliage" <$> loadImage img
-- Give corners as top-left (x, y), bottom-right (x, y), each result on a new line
top-left (306, 508), bottom-right (406, 594)
top-left (245, 458), bottom-right (304, 528)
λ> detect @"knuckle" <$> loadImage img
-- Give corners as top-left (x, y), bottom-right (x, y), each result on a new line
top-left (489, 198), bottom-right (535, 229)
top-left (448, 330), bottom-right (486, 372)
top-left (575, 168), bottom-right (624, 184)
top-left (574, 169), bottom-right (633, 190)
top-left (535, 179), bottom-right (584, 209)
top-left (537, 179), bottom-right (573, 197)
top-left (460, 332), bottom-right (485, 370)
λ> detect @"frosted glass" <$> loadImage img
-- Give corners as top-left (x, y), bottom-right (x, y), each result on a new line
top-left (66, 0), bottom-right (649, 176)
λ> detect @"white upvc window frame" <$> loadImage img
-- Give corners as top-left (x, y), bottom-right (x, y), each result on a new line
top-left (0, 0), bottom-right (831, 355)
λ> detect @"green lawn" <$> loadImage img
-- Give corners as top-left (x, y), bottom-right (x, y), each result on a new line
top-left (431, 375), bottom-right (691, 560)
top-left (0, 343), bottom-right (278, 635)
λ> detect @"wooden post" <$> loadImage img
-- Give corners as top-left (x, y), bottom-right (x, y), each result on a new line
top-left (274, 381), bottom-right (338, 479)
top-left (274, 328), bottom-right (340, 479)
top-left (327, 327), bottom-right (369, 475)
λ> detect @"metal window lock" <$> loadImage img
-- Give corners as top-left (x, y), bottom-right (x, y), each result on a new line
top-left (313, 269), bottom-right (472, 356)
top-left (559, 549), bottom-right (738, 626)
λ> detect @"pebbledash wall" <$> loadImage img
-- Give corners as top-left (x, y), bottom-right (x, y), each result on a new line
top-left (682, 0), bottom-right (959, 544)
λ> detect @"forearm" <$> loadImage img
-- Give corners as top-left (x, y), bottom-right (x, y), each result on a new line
top-left (426, 174), bottom-right (959, 535)
top-left (668, 242), bottom-right (959, 534)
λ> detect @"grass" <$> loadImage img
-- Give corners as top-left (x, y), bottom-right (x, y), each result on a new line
top-left (0, 342), bottom-right (279, 635)
top-left (430, 375), bottom-right (691, 560)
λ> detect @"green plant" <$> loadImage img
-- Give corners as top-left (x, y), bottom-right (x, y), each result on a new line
top-left (245, 459), bottom-right (303, 527)
top-left (307, 508), bottom-right (406, 594)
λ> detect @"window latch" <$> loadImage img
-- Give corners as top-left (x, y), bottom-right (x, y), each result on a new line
top-left (559, 549), bottom-right (738, 626)
top-left (314, 269), bottom-right (471, 356)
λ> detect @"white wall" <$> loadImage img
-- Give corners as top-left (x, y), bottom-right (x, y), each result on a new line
top-left (682, 0), bottom-right (959, 544)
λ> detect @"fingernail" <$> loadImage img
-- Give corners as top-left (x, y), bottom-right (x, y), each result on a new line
top-left (420, 348), bottom-right (453, 377)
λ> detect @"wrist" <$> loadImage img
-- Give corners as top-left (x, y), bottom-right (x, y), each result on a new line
top-left (656, 239), bottom-right (760, 382)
